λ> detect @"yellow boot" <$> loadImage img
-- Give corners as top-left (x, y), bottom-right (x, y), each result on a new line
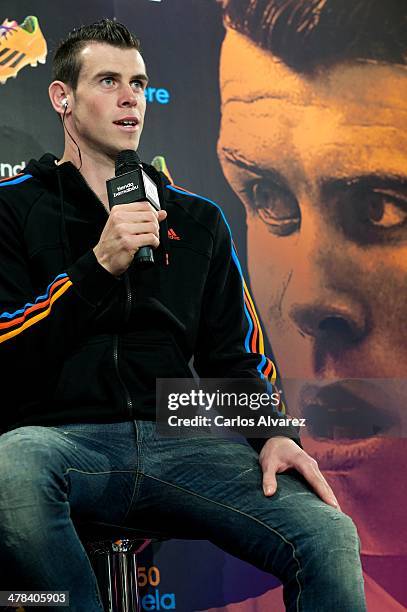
top-left (0, 16), bottom-right (47, 85)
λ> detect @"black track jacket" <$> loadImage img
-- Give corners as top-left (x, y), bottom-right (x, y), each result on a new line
top-left (0, 154), bottom-right (301, 451)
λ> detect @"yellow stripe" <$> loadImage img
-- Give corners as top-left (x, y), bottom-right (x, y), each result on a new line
top-left (231, 243), bottom-right (277, 385)
top-left (0, 281), bottom-right (72, 344)
top-left (234, 235), bottom-right (283, 411)
top-left (242, 278), bottom-right (265, 354)
top-left (241, 278), bottom-right (278, 385)
top-left (266, 359), bottom-right (277, 385)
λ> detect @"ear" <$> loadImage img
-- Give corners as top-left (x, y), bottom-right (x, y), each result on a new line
top-left (49, 80), bottom-right (71, 116)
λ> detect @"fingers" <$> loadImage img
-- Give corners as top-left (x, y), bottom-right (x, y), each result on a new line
top-left (137, 232), bottom-right (160, 249)
top-left (120, 201), bottom-right (158, 213)
top-left (119, 232), bottom-right (160, 252)
top-left (110, 205), bottom-right (158, 223)
top-left (115, 211), bottom-right (160, 224)
top-left (119, 220), bottom-right (160, 237)
top-left (113, 201), bottom-right (167, 221)
top-left (263, 457), bottom-right (341, 508)
top-left (110, 206), bottom-right (167, 233)
top-left (294, 456), bottom-right (341, 509)
top-left (94, 201), bottom-right (167, 276)
top-left (262, 464), bottom-right (278, 496)
top-left (259, 438), bottom-right (341, 509)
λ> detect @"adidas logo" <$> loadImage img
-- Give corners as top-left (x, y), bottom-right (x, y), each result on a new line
top-left (168, 228), bottom-right (180, 240)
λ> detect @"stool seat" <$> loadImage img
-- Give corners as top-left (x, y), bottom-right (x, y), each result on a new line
top-left (76, 522), bottom-right (152, 612)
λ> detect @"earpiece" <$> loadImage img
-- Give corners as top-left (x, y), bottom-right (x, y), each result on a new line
top-left (61, 98), bottom-right (68, 109)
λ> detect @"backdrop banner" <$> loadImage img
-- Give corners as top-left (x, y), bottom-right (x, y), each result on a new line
top-left (1, 1), bottom-right (406, 610)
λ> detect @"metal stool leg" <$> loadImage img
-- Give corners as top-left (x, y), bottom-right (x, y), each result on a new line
top-left (111, 540), bottom-right (140, 612)
top-left (87, 538), bottom-right (145, 612)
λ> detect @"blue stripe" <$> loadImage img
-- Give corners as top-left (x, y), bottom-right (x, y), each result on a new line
top-left (230, 246), bottom-right (254, 353)
top-left (167, 185), bottom-right (234, 246)
top-left (167, 184), bottom-right (269, 380)
top-left (242, 299), bottom-right (253, 353)
top-left (0, 174), bottom-right (33, 187)
top-left (0, 273), bottom-right (69, 321)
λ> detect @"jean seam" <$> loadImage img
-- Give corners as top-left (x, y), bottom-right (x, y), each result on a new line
top-left (121, 422), bottom-right (142, 524)
top-left (141, 471), bottom-right (303, 612)
top-left (64, 468), bottom-right (138, 476)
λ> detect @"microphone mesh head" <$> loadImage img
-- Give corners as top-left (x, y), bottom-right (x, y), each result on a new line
top-left (115, 149), bottom-right (141, 176)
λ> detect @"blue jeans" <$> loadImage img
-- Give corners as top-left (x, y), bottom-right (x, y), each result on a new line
top-left (0, 421), bottom-right (366, 611)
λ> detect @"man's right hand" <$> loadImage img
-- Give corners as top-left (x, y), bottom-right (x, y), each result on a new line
top-left (93, 201), bottom-right (167, 276)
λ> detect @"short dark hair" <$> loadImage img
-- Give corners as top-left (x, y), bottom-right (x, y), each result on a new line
top-left (220, 0), bottom-right (407, 73)
top-left (52, 18), bottom-right (141, 89)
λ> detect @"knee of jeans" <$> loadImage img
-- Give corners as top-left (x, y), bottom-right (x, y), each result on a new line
top-left (0, 427), bottom-right (67, 505)
top-left (322, 510), bottom-right (359, 544)
top-left (298, 512), bottom-right (365, 602)
top-left (304, 510), bottom-right (361, 567)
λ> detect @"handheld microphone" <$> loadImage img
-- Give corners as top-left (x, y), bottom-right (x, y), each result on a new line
top-left (106, 149), bottom-right (161, 267)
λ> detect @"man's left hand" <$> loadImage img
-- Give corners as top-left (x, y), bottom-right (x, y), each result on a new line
top-left (259, 436), bottom-right (341, 509)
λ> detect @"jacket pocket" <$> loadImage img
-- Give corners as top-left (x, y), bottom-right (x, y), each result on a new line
top-left (121, 333), bottom-right (192, 385)
top-left (53, 335), bottom-right (118, 408)
top-left (120, 333), bottom-right (193, 416)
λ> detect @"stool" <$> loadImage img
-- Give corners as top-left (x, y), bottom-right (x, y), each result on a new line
top-left (76, 523), bottom-right (151, 612)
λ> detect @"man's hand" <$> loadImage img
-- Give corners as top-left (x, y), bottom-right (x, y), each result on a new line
top-left (93, 201), bottom-right (167, 276)
top-left (259, 436), bottom-right (340, 509)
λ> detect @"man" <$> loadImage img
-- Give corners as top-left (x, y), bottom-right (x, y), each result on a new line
top-left (217, 0), bottom-right (407, 609)
top-left (0, 19), bottom-right (365, 611)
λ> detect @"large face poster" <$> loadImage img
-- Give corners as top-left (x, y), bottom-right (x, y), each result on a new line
top-left (215, 2), bottom-right (407, 610)
top-left (1, 1), bottom-right (406, 610)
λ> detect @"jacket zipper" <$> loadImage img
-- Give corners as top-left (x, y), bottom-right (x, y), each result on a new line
top-left (112, 272), bottom-right (134, 417)
top-left (113, 334), bottom-right (133, 415)
top-left (76, 171), bottom-right (110, 218)
top-left (123, 272), bottom-right (132, 322)
top-left (92, 174), bottom-right (134, 417)
top-left (75, 171), bottom-right (134, 416)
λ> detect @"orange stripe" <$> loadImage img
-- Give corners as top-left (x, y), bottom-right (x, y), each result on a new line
top-left (263, 359), bottom-right (273, 378)
top-left (264, 359), bottom-right (280, 410)
top-left (167, 186), bottom-right (278, 388)
top-left (234, 255), bottom-right (276, 379)
top-left (245, 285), bottom-right (264, 354)
top-left (244, 292), bottom-right (259, 353)
top-left (243, 283), bottom-right (264, 354)
top-left (0, 281), bottom-right (72, 344)
top-left (264, 358), bottom-right (277, 382)
top-left (0, 173), bottom-right (24, 183)
top-left (243, 284), bottom-right (277, 382)
top-left (267, 360), bottom-right (277, 384)
top-left (240, 276), bottom-right (278, 384)
top-left (242, 281), bottom-right (265, 355)
top-left (0, 277), bottom-right (70, 330)
top-left (171, 182), bottom-right (191, 194)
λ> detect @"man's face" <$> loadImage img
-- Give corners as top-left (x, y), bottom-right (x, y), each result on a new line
top-left (218, 29), bottom-right (407, 553)
top-left (69, 42), bottom-right (148, 159)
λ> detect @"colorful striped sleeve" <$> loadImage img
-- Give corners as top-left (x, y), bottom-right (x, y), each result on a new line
top-left (168, 184), bottom-right (281, 406)
top-left (0, 273), bottom-right (73, 344)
